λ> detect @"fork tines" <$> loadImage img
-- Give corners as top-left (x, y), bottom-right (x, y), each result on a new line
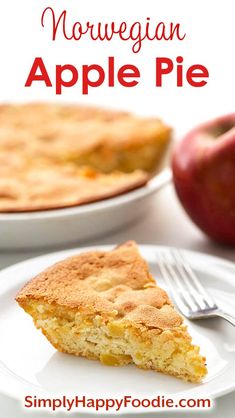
top-left (157, 248), bottom-right (217, 317)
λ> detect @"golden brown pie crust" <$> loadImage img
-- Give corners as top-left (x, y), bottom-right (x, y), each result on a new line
top-left (0, 103), bottom-right (171, 212)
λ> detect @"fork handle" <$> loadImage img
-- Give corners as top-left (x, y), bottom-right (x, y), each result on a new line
top-left (216, 311), bottom-right (235, 327)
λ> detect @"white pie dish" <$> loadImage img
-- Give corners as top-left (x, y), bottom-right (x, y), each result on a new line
top-left (0, 169), bottom-right (171, 250)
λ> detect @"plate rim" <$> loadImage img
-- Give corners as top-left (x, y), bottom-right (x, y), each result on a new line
top-left (0, 244), bottom-right (235, 413)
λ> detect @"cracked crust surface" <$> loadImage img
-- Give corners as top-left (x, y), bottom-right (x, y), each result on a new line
top-left (0, 166), bottom-right (148, 212)
top-left (0, 103), bottom-right (170, 154)
top-left (0, 103), bottom-right (171, 212)
top-left (16, 241), bottom-right (182, 330)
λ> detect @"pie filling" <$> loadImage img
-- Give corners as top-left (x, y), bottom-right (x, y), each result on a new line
top-left (21, 299), bottom-right (207, 383)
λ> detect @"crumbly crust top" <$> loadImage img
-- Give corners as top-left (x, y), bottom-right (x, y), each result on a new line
top-left (0, 103), bottom-right (170, 157)
top-left (0, 102), bottom-right (170, 212)
top-left (16, 241), bottom-right (183, 330)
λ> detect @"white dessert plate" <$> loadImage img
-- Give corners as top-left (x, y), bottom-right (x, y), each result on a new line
top-left (0, 169), bottom-right (171, 250)
top-left (0, 245), bottom-right (235, 415)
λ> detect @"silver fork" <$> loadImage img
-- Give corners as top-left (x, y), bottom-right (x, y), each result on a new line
top-left (157, 248), bottom-right (235, 327)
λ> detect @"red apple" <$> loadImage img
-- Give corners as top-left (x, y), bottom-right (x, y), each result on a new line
top-left (172, 114), bottom-right (235, 245)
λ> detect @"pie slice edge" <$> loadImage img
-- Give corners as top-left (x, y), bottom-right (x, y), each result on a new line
top-left (16, 241), bottom-right (207, 382)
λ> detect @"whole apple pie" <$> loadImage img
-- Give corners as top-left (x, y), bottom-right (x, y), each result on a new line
top-left (16, 241), bottom-right (207, 382)
top-left (0, 103), bottom-right (171, 212)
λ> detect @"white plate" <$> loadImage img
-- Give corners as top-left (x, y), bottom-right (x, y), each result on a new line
top-left (0, 169), bottom-right (171, 250)
top-left (0, 245), bottom-right (235, 415)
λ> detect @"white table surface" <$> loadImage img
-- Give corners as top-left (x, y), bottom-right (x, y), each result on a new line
top-left (0, 183), bottom-right (234, 418)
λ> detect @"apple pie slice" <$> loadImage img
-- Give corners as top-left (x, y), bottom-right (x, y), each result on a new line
top-left (16, 241), bottom-right (207, 382)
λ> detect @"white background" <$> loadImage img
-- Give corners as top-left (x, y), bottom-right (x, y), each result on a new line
top-left (0, 0), bottom-right (235, 417)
